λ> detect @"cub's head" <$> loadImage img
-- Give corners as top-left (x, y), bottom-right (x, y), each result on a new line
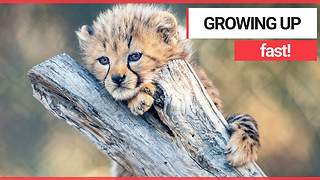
top-left (76, 4), bottom-right (191, 100)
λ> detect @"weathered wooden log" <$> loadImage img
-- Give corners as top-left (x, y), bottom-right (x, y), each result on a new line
top-left (28, 53), bottom-right (266, 177)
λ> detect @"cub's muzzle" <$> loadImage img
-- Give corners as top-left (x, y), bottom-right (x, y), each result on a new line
top-left (111, 74), bottom-right (126, 85)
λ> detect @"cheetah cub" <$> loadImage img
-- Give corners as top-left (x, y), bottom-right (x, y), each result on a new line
top-left (76, 4), bottom-right (260, 169)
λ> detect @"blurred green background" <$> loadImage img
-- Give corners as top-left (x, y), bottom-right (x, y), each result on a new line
top-left (0, 3), bottom-right (320, 177)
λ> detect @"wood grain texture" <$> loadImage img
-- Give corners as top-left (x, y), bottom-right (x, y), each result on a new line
top-left (28, 53), bottom-right (266, 177)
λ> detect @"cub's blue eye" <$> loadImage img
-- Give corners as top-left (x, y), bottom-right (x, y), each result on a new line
top-left (97, 56), bottom-right (109, 65)
top-left (128, 53), bottom-right (142, 62)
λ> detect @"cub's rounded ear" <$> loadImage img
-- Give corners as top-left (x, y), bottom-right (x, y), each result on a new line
top-left (150, 11), bottom-right (178, 44)
top-left (76, 25), bottom-right (94, 49)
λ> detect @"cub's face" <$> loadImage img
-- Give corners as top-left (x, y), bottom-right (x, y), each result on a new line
top-left (76, 5), bottom-right (189, 100)
top-left (82, 34), bottom-right (166, 100)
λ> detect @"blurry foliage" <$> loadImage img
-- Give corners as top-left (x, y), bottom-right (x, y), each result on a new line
top-left (0, 3), bottom-right (319, 177)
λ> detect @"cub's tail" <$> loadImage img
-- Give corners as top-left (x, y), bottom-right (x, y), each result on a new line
top-left (225, 114), bottom-right (260, 167)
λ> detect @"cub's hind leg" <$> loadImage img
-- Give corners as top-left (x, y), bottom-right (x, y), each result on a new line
top-left (225, 114), bottom-right (260, 167)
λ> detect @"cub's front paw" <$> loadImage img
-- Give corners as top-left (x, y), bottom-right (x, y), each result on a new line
top-left (128, 83), bottom-right (155, 116)
top-left (225, 114), bottom-right (260, 167)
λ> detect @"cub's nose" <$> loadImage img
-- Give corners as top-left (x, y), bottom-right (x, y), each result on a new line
top-left (111, 74), bottom-right (126, 85)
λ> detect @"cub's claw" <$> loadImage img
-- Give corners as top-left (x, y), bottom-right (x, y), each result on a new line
top-left (128, 92), bottom-right (154, 115)
top-left (128, 83), bottom-right (156, 116)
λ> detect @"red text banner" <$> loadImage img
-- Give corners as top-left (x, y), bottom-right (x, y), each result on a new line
top-left (2, 177), bottom-right (320, 180)
top-left (234, 40), bottom-right (317, 61)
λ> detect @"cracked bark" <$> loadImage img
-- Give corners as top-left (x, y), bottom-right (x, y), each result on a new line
top-left (28, 54), bottom-right (266, 177)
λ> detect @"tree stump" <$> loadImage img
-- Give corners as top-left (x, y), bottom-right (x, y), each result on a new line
top-left (28, 54), bottom-right (266, 177)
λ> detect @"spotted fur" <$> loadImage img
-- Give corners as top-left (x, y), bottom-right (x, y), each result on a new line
top-left (225, 114), bottom-right (260, 167)
top-left (76, 4), bottom-right (260, 176)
